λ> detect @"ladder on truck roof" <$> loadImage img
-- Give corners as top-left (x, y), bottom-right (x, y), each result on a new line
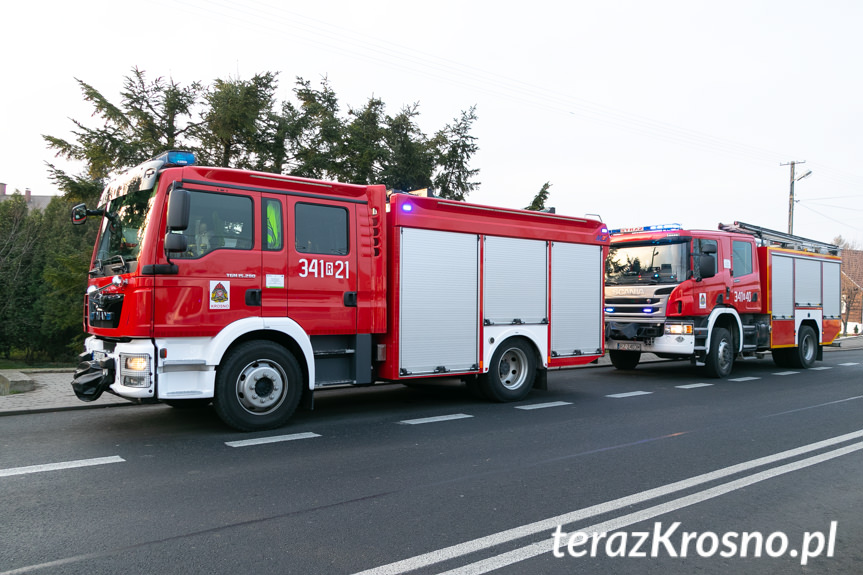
top-left (718, 221), bottom-right (840, 256)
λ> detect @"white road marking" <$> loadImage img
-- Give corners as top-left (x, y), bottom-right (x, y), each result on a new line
top-left (675, 383), bottom-right (713, 389)
top-left (810, 366), bottom-right (833, 371)
top-left (729, 377), bottom-right (761, 382)
top-left (400, 414), bottom-right (473, 425)
top-left (839, 363), bottom-right (860, 366)
top-left (773, 371), bottom-right (799, 376)
top-left (351, 428), bottom-right (863, 575)
top-left (515, 401), bottom-right (573, 410)
top-left (225, 432), bottom-right (321, 447)
top-left (436, 441), bottom-right (863, 575)
top-left (0, 456), bottom-right (124, 478)
top-left (605, 391), bottom-right (652, 398)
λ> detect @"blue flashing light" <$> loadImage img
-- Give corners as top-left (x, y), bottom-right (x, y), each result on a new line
top-left (165, 151), bottom-right (196, 166)
top-left (604, 307), bottom-right (615, 313)
top-left (642, 307), bottom-right (654, 314)
top-left (402, 203), bottom-right (413, 213)
top-left (609, 223), bottom-right (682, 235)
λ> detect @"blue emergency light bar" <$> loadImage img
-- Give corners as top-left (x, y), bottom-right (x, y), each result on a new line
top-left (608, 223), bottom-right (682, 235)
top-left (154, 150), bottom-right (196, 167)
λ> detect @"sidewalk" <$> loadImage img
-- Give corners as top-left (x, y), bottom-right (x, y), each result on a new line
top-left (2, 336), bottom-right (862, 416)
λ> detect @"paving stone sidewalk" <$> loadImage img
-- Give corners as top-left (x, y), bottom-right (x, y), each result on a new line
top-left (1, 336), bottom-right (861, 416)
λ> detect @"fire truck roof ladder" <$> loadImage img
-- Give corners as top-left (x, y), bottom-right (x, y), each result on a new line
top-left (718, 221), bottom-right (840, 256)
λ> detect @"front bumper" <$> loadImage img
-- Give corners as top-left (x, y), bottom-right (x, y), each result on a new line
top-left (606, 320), bottom-right (695, 355)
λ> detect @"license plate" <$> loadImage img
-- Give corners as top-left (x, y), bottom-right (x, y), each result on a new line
top-left (616, 343), bottom-right (641, 351)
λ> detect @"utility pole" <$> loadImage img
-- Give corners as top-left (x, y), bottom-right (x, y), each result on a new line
top-left (780, 161), bottom-right (811, 235)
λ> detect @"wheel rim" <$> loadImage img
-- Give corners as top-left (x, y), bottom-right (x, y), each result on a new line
top-left (801, 332), bottom-right (815, 362)
top-left (234, 359), bottom-right (287, 415)
top-left (717, 337), bottom-right (733, 374)
top-left (497, 347), bottom-right (529, 390)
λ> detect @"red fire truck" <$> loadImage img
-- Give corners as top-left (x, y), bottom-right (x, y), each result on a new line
top-left (71, 151), bottom-right (609, 430)
top-left (604, 222), bottom-right (842, 377)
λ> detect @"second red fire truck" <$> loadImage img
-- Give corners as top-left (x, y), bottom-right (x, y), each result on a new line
top-left (604, 222), bottom-right (842, 377)
top-left (71, 151), bottom-right (609, 430)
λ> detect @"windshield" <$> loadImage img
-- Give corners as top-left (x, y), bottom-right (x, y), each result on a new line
top-left (93, 187), bottom-right (157, 274)
top-left (606, 240), bottom-right (689, 285)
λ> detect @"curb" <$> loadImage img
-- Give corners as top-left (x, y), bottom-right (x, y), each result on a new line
top-left (0, 370), bottom-right (36, 395)
top-left (0, 402), bottom-right (139, 417)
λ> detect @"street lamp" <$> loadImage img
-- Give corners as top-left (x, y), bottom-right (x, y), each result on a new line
top-left (783, 161), bottom-right (812, 235)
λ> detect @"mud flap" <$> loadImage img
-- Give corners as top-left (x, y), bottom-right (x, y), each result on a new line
top-left (72, 355), bottom-right (116, 402)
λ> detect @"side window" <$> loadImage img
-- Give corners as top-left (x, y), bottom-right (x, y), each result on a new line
top-left (692, 239), bottom-right (718, 256)
top-left (295, 203), bottom-right (349, 255)
top-left (174, 191), bottom-right (254, 259)
top-left (264, 199), bottom-right (283, 251)
top-left (692, 238), bottom-right (718, 276)
top-left (732, 240), bottom-right (753, 276)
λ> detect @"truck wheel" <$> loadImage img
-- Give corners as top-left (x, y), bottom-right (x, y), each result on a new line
top-left (704, 327), bottom-right (734, 378)
top-left (479, 339), bottom-right (536, 402)
top-left (609, 350), bottom-right (641, 370)
top-left (790, 325), bottom-right (818, 369)
top-left (213, 341), bottom-right (303, 431)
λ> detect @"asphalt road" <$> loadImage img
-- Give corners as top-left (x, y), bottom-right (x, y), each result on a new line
top-left (1, 352), bottom-right (862, 575)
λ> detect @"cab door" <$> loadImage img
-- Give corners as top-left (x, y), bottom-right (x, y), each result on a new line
top-left (286, 198), bottom-right (358, 335)
top-left (731, 239), bottom-right (761, 312)
top-left (261, 194), bottom-right (288, 317)
top-left (153, 187), bottom-right (260, 338)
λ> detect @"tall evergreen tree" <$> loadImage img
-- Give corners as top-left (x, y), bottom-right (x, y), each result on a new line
top-left (380, 104), bottom-right (435, 192)
top-left (0, 194), bottom-right (43, 358)
top-left (195, 72), bottom-right (278, 168)
top-left (525, 182), bottom-right (552, 211)
top-left (287, 77), bottom-right (346, 180)
top-left (342, 97), bottom-right (388, 184)
top-left (433, 106), bottom-right (480, 201)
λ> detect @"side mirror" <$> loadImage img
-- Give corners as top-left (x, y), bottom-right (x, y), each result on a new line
top-left (699, 254), bottom-right (716, 279)
top-left (164, 233), bottom-right (188, 254)
top-left (166, 188), bottom-right (190, 231)
top-left (71, 204), bottom-right (88, 225)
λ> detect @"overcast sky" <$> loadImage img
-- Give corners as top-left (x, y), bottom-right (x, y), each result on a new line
top-left (2, 0), bottom-right (862, 245)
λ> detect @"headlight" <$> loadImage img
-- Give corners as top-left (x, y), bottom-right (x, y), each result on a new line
top-left (120, 353), bottom-right (151, 387)
top-left (665, 323), bottom-right (693, 335)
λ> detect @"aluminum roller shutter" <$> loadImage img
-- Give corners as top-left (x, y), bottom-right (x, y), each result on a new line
top-left (399, 228), bottom-right (479, 375)
top-left (771, 254), bottom-right (793, 319)
top-left (551, 242), bottom-right (602, 356)
top-left (822, 261), bottom-right (841, 318)
top-left (483, 236), bottom-right (547, 325)
top-left (794, 257), bottom-right (822, 307)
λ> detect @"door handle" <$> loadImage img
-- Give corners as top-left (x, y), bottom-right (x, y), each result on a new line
top-left (343, 291), bottom-right (358, 307)
top-left (245, 289), bottom-right (262, 306)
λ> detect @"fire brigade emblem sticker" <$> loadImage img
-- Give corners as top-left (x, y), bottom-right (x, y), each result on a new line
top-left (699, 292), bottom-right (707, 309)
top-left (210, 281), bottom-right (230, 309)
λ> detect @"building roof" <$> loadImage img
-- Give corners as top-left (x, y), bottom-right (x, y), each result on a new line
top-left (0, 185), bottom-right (54, 211)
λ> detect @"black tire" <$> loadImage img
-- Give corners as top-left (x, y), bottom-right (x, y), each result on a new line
top-left (704, 327), bottom-right (734, 378)
top-left (789, 325), bottom-right (818, 369)
top-left (609, 350), bottom-right (641, 370)
top-left (213, 341), bottom-right (303, 431)
top-left (163, 399), bottom-right (211, 409)
top-left (479, 339), bottom-right (536, 402)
